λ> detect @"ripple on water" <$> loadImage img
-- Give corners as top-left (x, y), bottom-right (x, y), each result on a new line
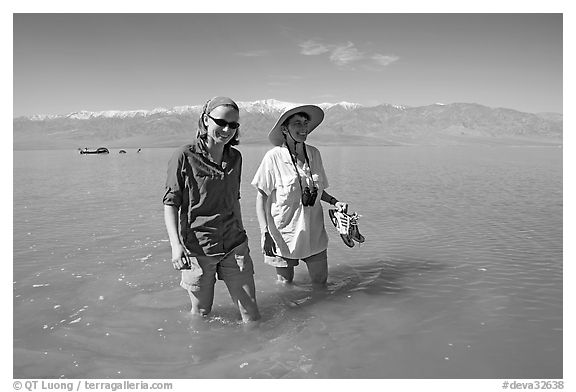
top-left (14, 146), bottom-right (562, 378)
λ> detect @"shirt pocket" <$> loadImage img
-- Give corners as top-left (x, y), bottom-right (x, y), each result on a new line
top-left (185, 171), bottom-right (207, 206)
top-left (275, 174), bottom-right (300, 207)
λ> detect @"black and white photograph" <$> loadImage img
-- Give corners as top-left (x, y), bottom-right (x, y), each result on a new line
top-left (9, 7), bottom-right (569, 386)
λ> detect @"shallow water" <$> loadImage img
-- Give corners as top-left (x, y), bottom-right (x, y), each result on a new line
top-left (13, 145), bottom-right (562, 378)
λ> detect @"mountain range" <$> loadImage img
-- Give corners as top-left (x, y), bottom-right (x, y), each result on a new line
top-left (13, 99), bottom-right (563, 150)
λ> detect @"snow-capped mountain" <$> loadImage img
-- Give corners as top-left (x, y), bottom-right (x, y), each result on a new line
top-left (13, 100), bottom-right (562, 150)
top-left (29, 114), bottom-right (61, 121)
top-left (65, 109), bottom-right (151, 120)
top-left (18, 99), bottom-right (364, 121)
top-left (237, 99), bottom-right (304, 113)
top-left (317, 101), bottom-right (363, 111)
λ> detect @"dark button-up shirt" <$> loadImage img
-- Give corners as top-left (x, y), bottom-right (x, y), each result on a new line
top-left (163, 138), bottom-right (246, 256)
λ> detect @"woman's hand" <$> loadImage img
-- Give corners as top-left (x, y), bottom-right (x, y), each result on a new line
top-left (170, 243), bottom-right (189, 270)
top-left (335, 201), bottom-right (349, 213)
top-left (261, 232), bottom-right (277, 257)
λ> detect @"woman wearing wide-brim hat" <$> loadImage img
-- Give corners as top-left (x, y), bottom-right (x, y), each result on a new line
top-left (251, 105), bottom-right (348, 284)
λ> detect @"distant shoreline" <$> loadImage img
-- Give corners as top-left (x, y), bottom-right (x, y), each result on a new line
top-left (13, 140), bottom-right (563, 152)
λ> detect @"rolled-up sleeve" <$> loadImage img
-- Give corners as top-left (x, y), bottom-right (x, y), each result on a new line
top-left (163, 148), bottom-right (185, 207)
top-left (251, 151), bottom-right (275, 195)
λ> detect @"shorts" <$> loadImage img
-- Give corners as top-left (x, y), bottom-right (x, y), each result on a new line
top-left (180, 240), bottom-right (255, 292)
top-left (264, 249), bottom-right (327, 268)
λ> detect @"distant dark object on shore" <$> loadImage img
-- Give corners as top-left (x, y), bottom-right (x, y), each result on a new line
top-left (79, 147), bottom-right (109, 155)
top-left (119, 150), bottom-right (127, 154)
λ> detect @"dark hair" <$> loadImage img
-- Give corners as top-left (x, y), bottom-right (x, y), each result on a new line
top-left (281, 111), bottom-right (311, 128)
top-left (197, 104), bottom-right (240, 147)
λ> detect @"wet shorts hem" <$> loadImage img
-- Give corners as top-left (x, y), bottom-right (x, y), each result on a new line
top-left (264, 249), bottom-right (327, 268)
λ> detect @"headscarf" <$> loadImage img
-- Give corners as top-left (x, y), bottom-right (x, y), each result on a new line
top-left (196, 96), bottom-right (240, 138)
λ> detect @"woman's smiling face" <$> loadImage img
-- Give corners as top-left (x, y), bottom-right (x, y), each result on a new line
top-left (283, 114), bottom-right (311, 144)
top-left (203, 105), bottom-right (240, 145)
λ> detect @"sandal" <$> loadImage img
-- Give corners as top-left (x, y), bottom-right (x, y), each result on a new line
top-left (328, 209), bottom-right (355, 248)
top-left (348, 213), bottom-right (365, 243)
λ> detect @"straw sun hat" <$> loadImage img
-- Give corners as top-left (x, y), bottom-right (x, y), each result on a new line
top-left (268, 105), bottom-right (325, 146)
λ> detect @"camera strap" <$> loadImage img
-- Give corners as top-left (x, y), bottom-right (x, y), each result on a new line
top-left (285, 139), bottom-right (315, 193)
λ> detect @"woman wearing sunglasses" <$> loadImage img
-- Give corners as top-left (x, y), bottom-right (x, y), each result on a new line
top-left (251, 105), bottom-right (348, 285)
top-left (163, 96), bottom-right (260, 323)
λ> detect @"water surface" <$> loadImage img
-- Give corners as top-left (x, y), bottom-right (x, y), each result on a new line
top-left (13, 145), bottom-right (562, 378)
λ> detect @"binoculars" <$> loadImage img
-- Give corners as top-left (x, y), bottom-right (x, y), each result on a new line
top-left (302, 186), bottom-right (318, 207)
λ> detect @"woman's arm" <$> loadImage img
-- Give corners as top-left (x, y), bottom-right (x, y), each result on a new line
top-left (164, 205), bottom-right (188, 269)
top-left (255, 189), bottom-right (269, 234)
top-left (321, 190), bottom-right (348, 213)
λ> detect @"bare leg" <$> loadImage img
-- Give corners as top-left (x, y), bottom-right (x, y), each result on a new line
top-left (224, 278), bottom-right (261, 323)
top-left (306, 258), bottom-right (328, 287)
top-left (275, 266), bottom-right (294, 283)
top-left (187, 276), bottom-right (216, 316)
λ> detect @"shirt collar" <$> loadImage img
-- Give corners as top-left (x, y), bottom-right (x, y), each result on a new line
top-left (279, 143), bottom-right (295, 164)
top-left (279, 143), bottom-right (311, 167)
top-left (190, 137), bottom-right (206, 155)
top-left (191, 137), bottom-right (232, 165)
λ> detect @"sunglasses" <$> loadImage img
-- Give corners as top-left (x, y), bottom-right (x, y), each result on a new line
top-left (206, 114), bottom-right (240, 130)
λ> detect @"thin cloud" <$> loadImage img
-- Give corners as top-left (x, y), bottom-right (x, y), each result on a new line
top-left (372, 54), bottom-right (400, 66)
top-left (329, 42), bottom-right (365, 66)
top-left (299, 40), bottom-right (331, 55)
top-left (299, 39), bottom-right (398, 70)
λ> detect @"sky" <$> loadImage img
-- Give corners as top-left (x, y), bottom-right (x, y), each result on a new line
top-left (13, 13), bottom-right (563, 117)
top-left (4, 5), bottom-right (574, 387)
